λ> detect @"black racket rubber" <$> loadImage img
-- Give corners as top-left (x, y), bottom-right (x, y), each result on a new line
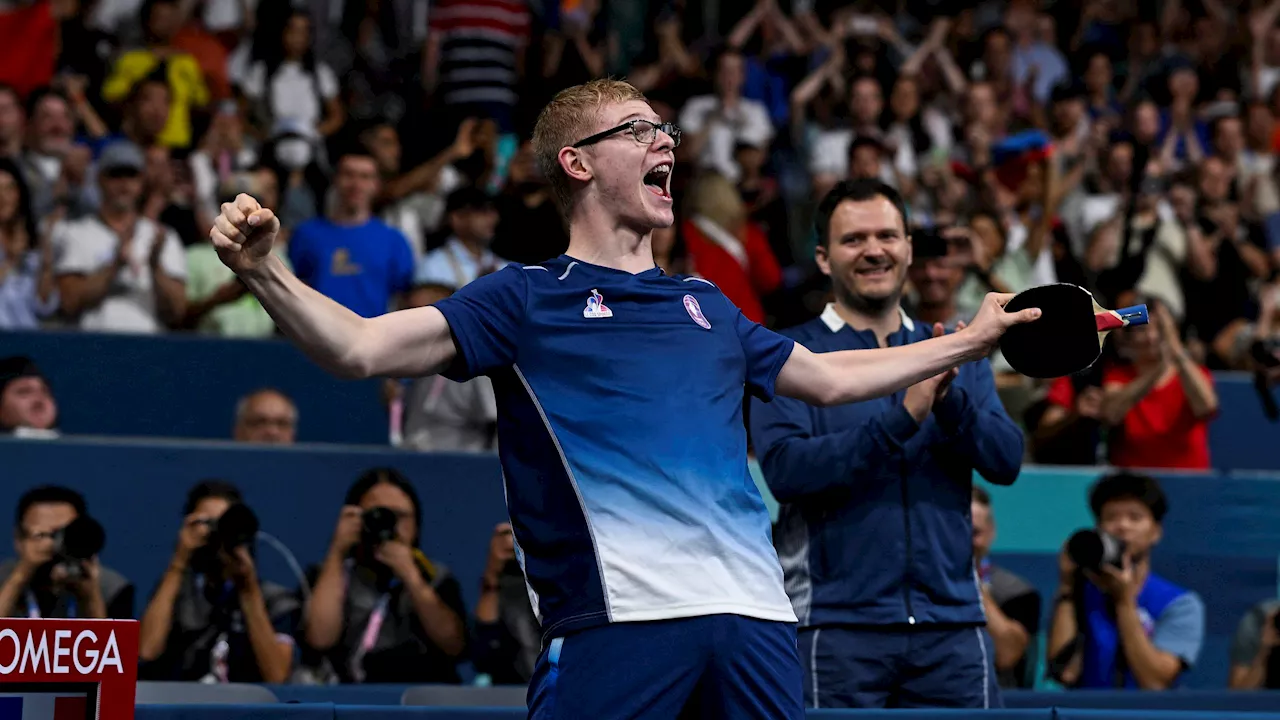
top-left (1000, 284), bottom-right (1101, 379)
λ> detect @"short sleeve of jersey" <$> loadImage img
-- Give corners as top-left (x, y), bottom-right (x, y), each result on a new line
top-left (734, 308), bottom-right (794, 402)
top-left (433, 264), bottom-right (528, 382)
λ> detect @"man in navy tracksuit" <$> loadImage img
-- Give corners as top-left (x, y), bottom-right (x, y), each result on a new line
top-left (749, 179), bottom-right (1024, 709)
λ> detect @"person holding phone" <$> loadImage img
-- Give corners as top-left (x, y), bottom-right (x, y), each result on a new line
top-left (472, 522), bottom-right (540, 685)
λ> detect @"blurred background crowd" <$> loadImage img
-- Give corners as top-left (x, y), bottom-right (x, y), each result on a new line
top-left (4, 0), bottom-right (1280, 697)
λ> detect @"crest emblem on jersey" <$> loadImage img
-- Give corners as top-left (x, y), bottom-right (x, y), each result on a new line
top-left (683, 294), bottom-right (711, 329)
top-left (583, 289), bottom-right (612, 318)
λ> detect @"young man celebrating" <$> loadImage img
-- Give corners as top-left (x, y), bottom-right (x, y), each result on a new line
top-left (208, 79), bottom-right (1040, 718)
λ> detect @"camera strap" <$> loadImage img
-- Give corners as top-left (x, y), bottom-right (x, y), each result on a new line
top-left (349, 593), bottom-right (391, 684)
top-left (25, 590), bottom-right (74, 620)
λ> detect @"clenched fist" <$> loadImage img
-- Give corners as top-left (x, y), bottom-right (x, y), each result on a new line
top-left (210, 193), bottom-right (280, 275)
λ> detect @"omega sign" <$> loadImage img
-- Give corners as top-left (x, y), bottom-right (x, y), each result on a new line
top-left (0, 628), bottom-right (124, 675)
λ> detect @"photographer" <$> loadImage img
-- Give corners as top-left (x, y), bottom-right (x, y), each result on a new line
top-left (137, 481), bottom-right (298, 683)
top-left (1046, 472), bottom-right (1204, 690)
top-left (0, 486), bottom-right (131, 620)
top-left (472, 522), bottom-right (540, 685)
top-left (1228, 598), bottom-right (1280, 689)
top-left (300, 468), bottom-right (466, 684)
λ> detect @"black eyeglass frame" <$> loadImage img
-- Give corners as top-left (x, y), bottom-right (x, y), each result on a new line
top-left (571, 119), bottom-right (683, 149)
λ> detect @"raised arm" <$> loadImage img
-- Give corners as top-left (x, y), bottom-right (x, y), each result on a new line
top-left (210, 195), bottom-right (456, 379)
top-left (776, 292), bottom-right (1040, 406)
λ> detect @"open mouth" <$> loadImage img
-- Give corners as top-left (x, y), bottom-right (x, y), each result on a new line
top-left (643, 163), bottom-right (672, 199)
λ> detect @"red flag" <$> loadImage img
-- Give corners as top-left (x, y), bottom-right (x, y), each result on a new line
top-left (0, 0), bottom-right (55, 97)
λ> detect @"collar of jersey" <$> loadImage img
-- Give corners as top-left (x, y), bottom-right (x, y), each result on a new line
top-left (559, 254), bottom-right (665, 278)
top-left (820, 303), bottom-right (916, 334)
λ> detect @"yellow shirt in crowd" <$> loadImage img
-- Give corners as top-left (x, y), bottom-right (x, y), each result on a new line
top-left (103, 49), bottom-right (210, 148)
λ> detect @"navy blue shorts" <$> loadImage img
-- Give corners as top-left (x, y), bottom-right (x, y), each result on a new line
top-left (528, 614), bottom-right (804, 719)
top-left (798, 625), bottom-right (1002, 709)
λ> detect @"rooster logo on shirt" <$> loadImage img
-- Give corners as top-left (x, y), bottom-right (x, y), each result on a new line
top-left (583, 289), bottom-right (612, 318)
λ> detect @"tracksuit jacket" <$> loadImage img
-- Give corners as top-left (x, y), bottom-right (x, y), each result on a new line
top-left (749, 305), bottom-right (1024, 629)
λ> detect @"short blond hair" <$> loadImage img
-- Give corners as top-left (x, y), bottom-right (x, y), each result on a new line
top-left (532, 79), bottom-right (648, 219)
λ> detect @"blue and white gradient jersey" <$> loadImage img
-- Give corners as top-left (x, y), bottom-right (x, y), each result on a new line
top-left (434, 255), bottom-right (798, 639)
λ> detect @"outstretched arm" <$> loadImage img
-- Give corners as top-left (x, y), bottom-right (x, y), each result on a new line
top-left (776, 293), bottom-right (1039, 406)
top-left (211, 195), bottom-right (457, 379)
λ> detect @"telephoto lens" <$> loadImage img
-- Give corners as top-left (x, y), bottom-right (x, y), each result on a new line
top-left (361, 507), bottom-right (399, 550)
top-left (211, 503), bottom-right (259, 553)
top-left (52, 515), bottom-right (106, 580)
top-left (1066, 528), bottom-right (1126, 572)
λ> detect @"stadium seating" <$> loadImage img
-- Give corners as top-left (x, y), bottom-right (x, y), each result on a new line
top-left (135, 682), bottom-right (280, 705)
top-left (4, 434), bottom-right (1280, 691)
top-left (401, 686), bottom-right (528, 707)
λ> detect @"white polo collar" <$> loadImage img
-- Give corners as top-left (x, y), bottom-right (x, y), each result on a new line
top-left (819, 303), bottom-right (915, 334)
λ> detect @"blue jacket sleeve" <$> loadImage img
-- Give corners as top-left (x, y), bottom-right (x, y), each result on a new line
top-left (749, 390), bottom-right (921, 504)
top-left (933, 358), bottom-right (1024, 485)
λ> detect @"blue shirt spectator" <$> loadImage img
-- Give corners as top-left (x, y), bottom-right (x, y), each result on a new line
top-left (289, 218), bottom-right (414, 317)
top-left (1079, 574), bottom-right (1204, 689)
top-left (0, 250), bottom-right (58, 330)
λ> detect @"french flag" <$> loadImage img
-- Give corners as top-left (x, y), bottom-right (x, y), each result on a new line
top-left (0, 695), bottom-right (86, 720)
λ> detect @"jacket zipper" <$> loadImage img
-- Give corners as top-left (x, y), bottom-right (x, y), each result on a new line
top-left (899, 443), bottom-right (915, 625)
top-left (889, 332), bottom-right (916, 626)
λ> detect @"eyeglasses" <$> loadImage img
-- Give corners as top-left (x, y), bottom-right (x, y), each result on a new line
top-left (572, 119), bottom-right (682, 149)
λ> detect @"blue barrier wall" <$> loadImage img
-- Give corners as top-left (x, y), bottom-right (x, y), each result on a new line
top-left (0, 331), bottom-right (387, 445)
top-left (981, 468), bottom-right (1280, 690)
top-left (0, 436), bottom-right (509, 612)
top-left (4, 331), bottom-right (1280, 469)
top-left (1206, 374), bottom-right (1280, 472)
top-left (3, 434), bottom-right (1280, 690)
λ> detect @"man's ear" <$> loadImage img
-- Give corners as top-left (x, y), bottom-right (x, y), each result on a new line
top-left (815, 240), bottom-right (831, 278)
top-left (558, 146), bottom-right (592, 184)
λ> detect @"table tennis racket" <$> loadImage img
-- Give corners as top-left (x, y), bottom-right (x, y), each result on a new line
top-left (999, 283), bottom-right (1149, 379)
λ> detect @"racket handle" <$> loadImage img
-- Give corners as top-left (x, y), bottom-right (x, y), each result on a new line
top-left (1095, 304), bottom-right (1149, 332)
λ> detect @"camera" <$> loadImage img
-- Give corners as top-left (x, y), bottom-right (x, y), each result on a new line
top-left (209, 503), bottom-right (259, 554)
top-left (1066, 528), bottom-right (1126, 572)
top-left (52, 516), bottom-right (105, 581)
top-left (361, 507), bottom-right (399, 551)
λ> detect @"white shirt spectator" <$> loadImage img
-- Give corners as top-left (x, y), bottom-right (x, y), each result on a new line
top-left (190, 147), bottom-right (259, 222)
top-left (202, 0), bottom-right (260, 33)
top-left (679, 95), bottom-right (773, 182)
top-left (88, 0), bottom-right (143, 32)
top-left (401, 374), bottom-right (498, 453)
top-left (241, 61), bottom-right (340, 132)
top-left (416, 237), bottom-right (508, 290)
top-left (53, 216), bottom-right (186, 333)
top-left (807, 128), bottom-right (899, 187)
